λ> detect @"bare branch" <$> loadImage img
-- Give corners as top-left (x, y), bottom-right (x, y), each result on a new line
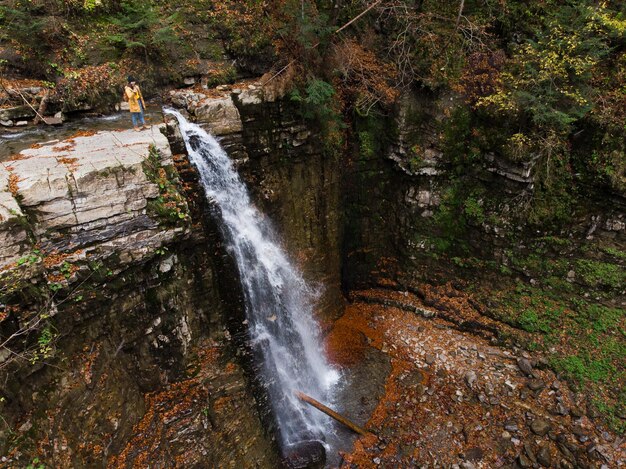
top-left (455, 0), bottom-right (465, 29)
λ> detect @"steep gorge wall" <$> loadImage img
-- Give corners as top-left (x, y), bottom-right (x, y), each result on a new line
top-left (0, 82), bottom-right (348, 466)
top-left (1, 80), bottom-right (623, 465)
top-left (169, 82), bottom-right (344, 322)
top-left (343, 90), bottom-right (626, 288)
top-left (0, 126), bottom-right (277, 466)
top-left (341, 89), bottom-right (626, 429)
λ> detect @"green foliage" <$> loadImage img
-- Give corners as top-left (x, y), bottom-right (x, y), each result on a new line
top-left (103, 0), bottom-right (182, 60)
top-left (82, 0), bottom-right (103, 11)
top-left (355, 113), bottom-right (393, 163)
top-left (26, 458), bottom-right (45, 469)
top-left (429, 184), bottom-right (473, 255)
top-left (358, 131), bottom-right (375, 159)
top-left (527, 154), bottom-right (575, 226)
top-left (432, 187), bottom-right (463, 242)
top-left (479, 3), bottom-right (612, 133)
top-left (577, 138), bottom-right (626, 194)
top-left (593, 394), bottom-right (626, 434)
top-left (478, 236), bottom-right (624, 432)
top-left (463, 196), bottom-right (485, 225)
top-left (498, 286), bottom-right (564, 334)
top-left (535, 236), bottom-right (572, 249)
top-left (0, 2), bottom-right (63, 56)
top-left (272, 0), bottom-right (334, 66)
top-left (441, 107), bottom-right (478, 172)
top-left (442, 110), bottom-right (577, 228)
top-left (602, 246), bottom-right (626, 260)
top-left (517, 299), bottom-right (563, 334)
top-left (60, 261), bottom-right (74, 279)
top-left (427, 182), bottom-right (488, 255)
top-left (0, 0), bottom-right (187, 72)
top-left (551, 354), bottom-right (615, 384)
top-left (16, 250), bottom-right (42, 267)
top-left (459, 2), bottom-right (625, 226)
top-left (143, 146), bottom-right (190, 227)
top-left (290, 79), bottom-right (336, 120)
top-left (30, 323), bottom-right (56, 364)
top-left (577, 303), bottom-right (624, 333)
top-left (576, 259), bottom-right (625, 289)
top-left (290, 78), bottom-right (345, 150)
top-left (198, 0), bottom-right (273, 63)
top-left (375, 0), bottom-right (468, 88)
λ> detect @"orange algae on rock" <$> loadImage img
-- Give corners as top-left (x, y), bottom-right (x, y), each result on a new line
top-left (326, 303), bottom-right (384, 366)
top-left (107, 347), bottom-right (220, 469)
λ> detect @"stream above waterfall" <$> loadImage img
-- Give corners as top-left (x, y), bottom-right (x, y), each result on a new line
top-left (0, 106), bottom-right (163, 161)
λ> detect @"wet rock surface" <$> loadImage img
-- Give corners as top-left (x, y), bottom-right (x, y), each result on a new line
top-left (1, 81), bottom-right (624, 468)
top-left (283, 440), bottom-right (326, 469)
top-left (0, 234), bottom-right (260, 467)
top-left (0, 122), bottom-right (278, 467)
top-left (168, 81), bottom-right (344, 320)
top-left (0, 81), bottom-right (347, 467)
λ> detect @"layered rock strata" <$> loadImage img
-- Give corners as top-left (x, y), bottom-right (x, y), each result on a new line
top-left (0, 124), bottom-right (277, 467)
top-left (168, 81), bottom-right (344, 320)
top-left (0, 126), bottom-right (178, 269)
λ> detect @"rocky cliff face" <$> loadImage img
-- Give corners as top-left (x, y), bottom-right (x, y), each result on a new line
top-left (169, 81), bottom-right (344, 321)
top-left (341, 89), bottom-right (626, 445)
top-left (0, 125), bottom-right (278, 467)
top-left (0, 127), bottom-right (177, 269)
top-left (1, 80), bottom-right (623, 467)
top-left (343, 90), bottom-right (626, 288)
top-left (0, 78), bottom-right (347, 467)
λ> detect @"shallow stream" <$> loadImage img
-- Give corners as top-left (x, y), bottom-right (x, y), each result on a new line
top-left (0, 106), bottom-right (163, 161)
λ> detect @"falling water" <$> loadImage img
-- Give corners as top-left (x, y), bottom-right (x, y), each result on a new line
top-left (166, 110), bottom-right (339, 447)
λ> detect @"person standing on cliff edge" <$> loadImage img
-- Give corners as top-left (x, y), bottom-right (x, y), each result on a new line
top-left (125, 76), bottom-right (148, 131)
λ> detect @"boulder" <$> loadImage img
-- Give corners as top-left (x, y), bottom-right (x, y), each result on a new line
top-left (237, 87), bottom-right (265, 106)
top-left (530, 419), bottom-right (552, 437)
top-left (0, 105), bottom-right (34, 121)
top-left (194, 96), bottom-right (243, 135)
top-left (282, 440), bottom-right (326, 469)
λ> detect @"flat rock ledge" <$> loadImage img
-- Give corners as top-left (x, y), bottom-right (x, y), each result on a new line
top-left (0, 125), bottom-right (186, 272)
top-left (168, 78), bottom-right (285, 137)
top-left (169, 87), bottom-right (251, 136)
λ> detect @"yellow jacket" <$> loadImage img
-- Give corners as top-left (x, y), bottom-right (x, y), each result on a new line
top-left (125, 85), bottom-right (146, 113)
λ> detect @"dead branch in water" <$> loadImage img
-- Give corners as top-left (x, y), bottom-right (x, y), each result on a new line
top-left (295, 390), bottom-right (373, 437)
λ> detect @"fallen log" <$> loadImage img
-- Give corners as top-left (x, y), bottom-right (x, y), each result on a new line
top-left (295, 391), bottom-right (373, 437)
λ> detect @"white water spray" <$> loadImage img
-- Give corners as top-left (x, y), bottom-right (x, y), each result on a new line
top-left (166, 110), bottom-right (339, 445)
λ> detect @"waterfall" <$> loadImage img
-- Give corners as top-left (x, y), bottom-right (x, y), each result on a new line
top-left (166, 110), bottom-right (339, 447)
